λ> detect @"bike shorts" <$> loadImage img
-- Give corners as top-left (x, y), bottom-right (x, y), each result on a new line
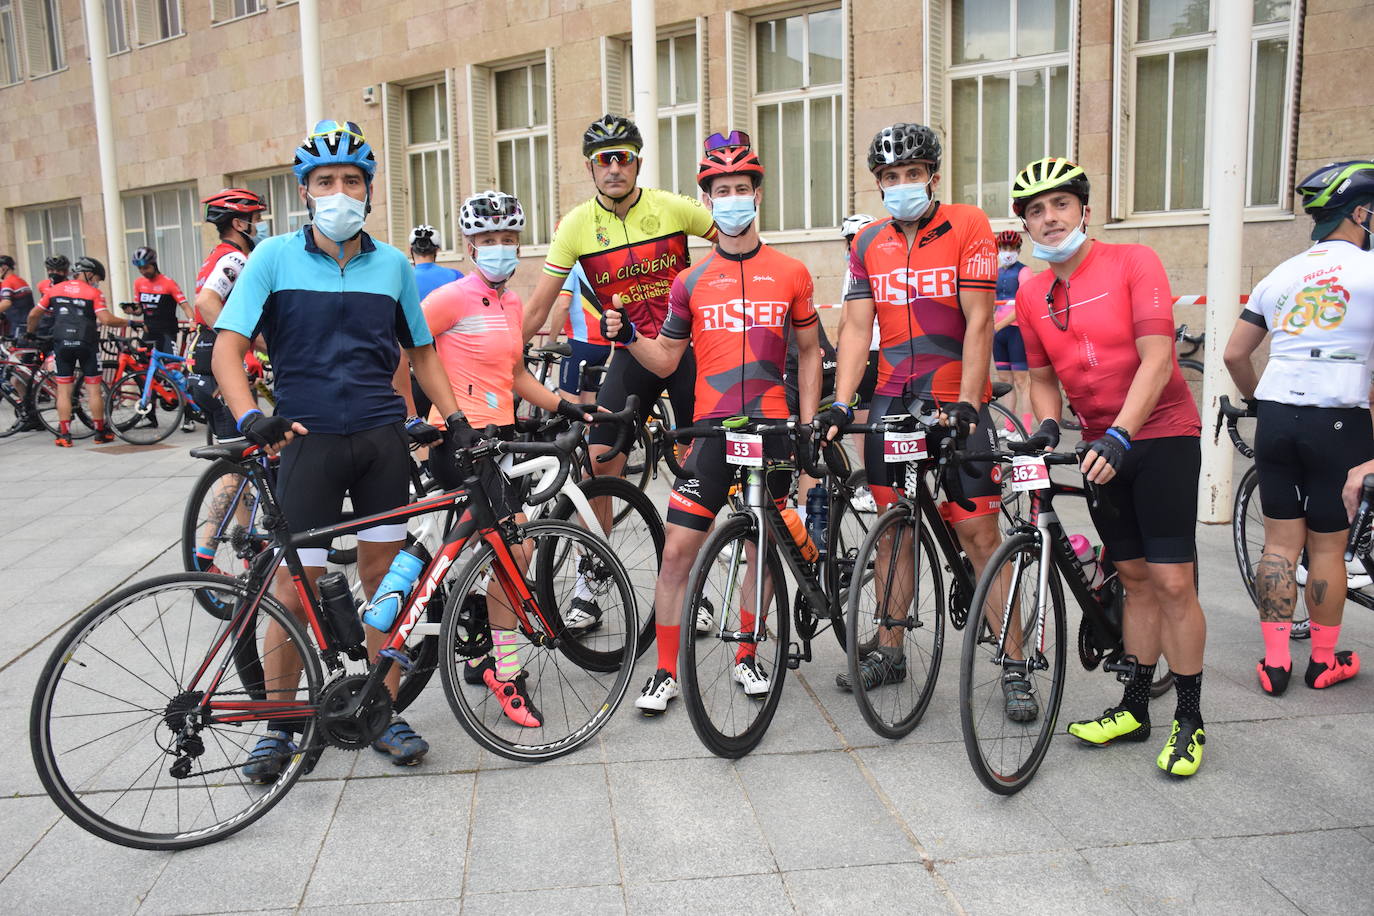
top-left (785, 338), bottom-right (837, 418)
top-left (856, 350), bottom-right (879, 410)
top-left (590, 346), bottom-right (696, 448)
top-left (667, 425), bottom-right (793, 532)
top-left (863, 395), bottom-right (1002, 523)
top-left (1088, 435), bottom-right (1199, 564)
top-left (427, 422), bottom-right (524, 523)
top-left (1254, 401), bottom-right (1374, 533)
top-left (191, 327), bottom-right (216, 375)
top-left (52, 345), bottom-right (99, 382)
top-left (559, 340), bottom-right (612, 395)
top-left (993, 326), bottom-right (1028, 372)
top-left (277, 421), bottom-right (412, 567)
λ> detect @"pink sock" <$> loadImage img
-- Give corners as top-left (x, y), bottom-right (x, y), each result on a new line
top-left (1309, 622), bottom-right (1339, 667)
top-left (1260, 622), bottom-right (1291, 669)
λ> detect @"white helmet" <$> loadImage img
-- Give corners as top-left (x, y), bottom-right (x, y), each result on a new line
top-left (841, 213), bottom-right (876, 239)
top-left (409, 224), bottom-right (440, 249)
top-left (459, 191), bottom-right (525, 236)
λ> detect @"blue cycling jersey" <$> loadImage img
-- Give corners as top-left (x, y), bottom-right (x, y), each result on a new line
top-left (414, 261), bottom-right (464, 302)
top-left (216, 226), bottom-right (433, 435)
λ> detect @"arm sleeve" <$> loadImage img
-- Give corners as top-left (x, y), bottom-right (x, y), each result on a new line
top-left (93, 288), bottom-right (108, 313)
top-left (213, 248), bottom-right (271, 337)
top-left (1015, 287), bottom-right (1051, 370)
top-left (789, 269), bottom-right (818, 329)
top-left (395, 257), bottom-right (433, 348)
top-left (1240, 277), bottom-right (1270, 329)
top-left (843, 243), bottom-right (874, 301)
top-left (659, 275), bottom-right (692, 340)
top-left (422, 286), bottom-right (460, 339)
top-left (35, 289), bottom-right (51, 311)
top-left (957, 210), bottom-right (997, 292)
top-left (1126, 245), bottom-right (1176, 338)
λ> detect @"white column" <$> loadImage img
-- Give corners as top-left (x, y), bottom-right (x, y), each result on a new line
top-left (631, 0), bottom-right (660, 189)
top-left (299, 0), bottom-right (324, 129)
top-left (81, 0), bottom-right (128, 316)
top-left (1197, 1), bottom-right (1254, 523)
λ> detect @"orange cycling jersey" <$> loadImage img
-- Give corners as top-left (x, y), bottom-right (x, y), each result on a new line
top-left (660, 242), bottom-right (816, 421)
top-left (845, 204), bottom-right (997, 403)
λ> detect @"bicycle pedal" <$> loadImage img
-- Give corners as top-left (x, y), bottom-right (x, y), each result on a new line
top-left (1102, 654), bottom-right (1140, 683)
top-left (786, 642), bottom-right (804, 669)
top-left (378, 648), bottom-right (414, 671)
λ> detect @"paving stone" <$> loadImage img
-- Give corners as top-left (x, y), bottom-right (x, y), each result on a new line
top-left (1078, 838), bottom-right (1302, 914)
top-left (783, 862), bottom-right (953, 914)
top-left (1205, 827), bottom-right (1374, 912)
top-left (461, 884), bottom-right (624, 915)
top-left (938, 849), bottom-right (1130, 915)
top-left (626, 873), bottom-right (793, 915)
top-left (0, 811), bottom-right (166, 914)
top-left (299, 903), bottom-right (459, 915)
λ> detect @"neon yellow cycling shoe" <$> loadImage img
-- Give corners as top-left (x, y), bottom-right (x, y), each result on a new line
top-left (1066, 706), bottom-right (1150, 745)
top-left (1156, 717), bottom-right (1205, 777)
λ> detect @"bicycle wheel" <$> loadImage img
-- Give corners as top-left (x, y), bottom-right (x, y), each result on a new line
top-left (1178, 358), bottom-right (1204, 387)
top-left (181, 460), bottom-right (271, 618)
top-left (107, 368), bottom-right (185, 445)
top-left (0, 375), bottom-right (21, 437)
top-left (1233, 465), bottom-right (1265, 608)
top-left (34, 367), bottom-right (97, 438)
top-left (30, 573), bottom-right (323, 850)
top-left (845, 506), bottom-right (945, 738)
top-left (654, 396), bottom-right (686, 478)
top-left (815, 486), bottom-right (873, 650)
top-left (679, 514), bottom-right (790, 758)
top-left (439, 520), bottom-right (637, 761)
top-left (547, 475), bottom-right (664, 658)
top-left (616, 423), bottom-right (655, 494)
top-left (960, 530), bottom-right (1066, 795)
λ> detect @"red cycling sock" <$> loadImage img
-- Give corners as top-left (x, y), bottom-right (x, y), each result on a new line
top-left (59, 420), bottom-right (70, 435)
top-left (736, 607), bottom-right (758, 664)
top-left (1260, 621), bottom-right (1292, 670)
top-left (656, 623), bottom-right (680, 678)
top-left (1309, 622), bottom-right (1339, 667)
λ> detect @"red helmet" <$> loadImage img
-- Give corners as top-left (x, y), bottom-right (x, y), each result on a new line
top-left (996, 229), bottom-right (1023, 249)
top-left (697, 134), bottom-right (764, 192)
top-left (202, 188), bottom-right (266, 225)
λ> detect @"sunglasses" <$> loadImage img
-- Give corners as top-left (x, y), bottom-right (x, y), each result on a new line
top-left (704, 130), bottom-right (751, 153)
top-left (1046, 278), bottom-right (1071, 332)
top-left (308, 121), bottom-right (367, 145)
top-left (132, 258), bottom-right (154, 267)
top-left (588, 149), bottom-right (639, 167)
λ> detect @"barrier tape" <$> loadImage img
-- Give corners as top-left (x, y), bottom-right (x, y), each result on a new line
top-left (814, 295), bottom-right (1247, 309)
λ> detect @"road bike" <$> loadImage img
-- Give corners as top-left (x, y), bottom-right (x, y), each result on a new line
top-left (102, 330), bottom-right (202, 445)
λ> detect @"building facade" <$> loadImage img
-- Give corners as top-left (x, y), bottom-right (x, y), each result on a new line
top-left (0, 0), bottom-right (1368, 327)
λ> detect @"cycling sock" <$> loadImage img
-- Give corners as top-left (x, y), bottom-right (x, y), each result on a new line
top-left (735, 606), bottom-right (759, 665)
top-left (491, 627), bottom-right (521, 681)
top-left (1309, 622), bottom-right (1339, 667)
top-left (58, 420), bottom-right (70, 435)
top-left (1172, 670), bottom-right (1203, 725)
top-left (1120, 662), bottom-right (1156, 722)
top-left (93, 418), bottom-right (106, 431)
top-left (655, 623), bottom-right (680, 678)
top-left (573, 573), bottom-right (594, 603)
top-left (1260, 621), bottom-right (1292, 669)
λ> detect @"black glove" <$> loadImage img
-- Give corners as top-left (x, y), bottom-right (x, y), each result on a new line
top-left (944, 401), bottom-right (980, 436)
top-left (404, 415), bottom-right (442, 446)
top-left (555, 399), bottom-right (591, 423)
top-left (1023, 418), bottom-right (1061, 451)
top-left (817, 400), bottom-right (854, 444)
top-left (1086, 426), bottom-right (1131, 472)
top-left (238, 410), bottom-right (295, 448)
top-left (599, 307), bottom-right (637, 345)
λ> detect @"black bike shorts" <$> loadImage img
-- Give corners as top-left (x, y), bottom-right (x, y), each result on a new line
top-left (559, 340), bottom-right (612, 394)
top-left (52, 345), bottom-right (99, 381)
top-left (427, 422), bottom-right (523, 523)
top-left (590, 346), bottom-right (696, 447)
top-left (1254, 401), bottom-right (1374, 533)
top-left (784, 339), bottom-right (837, 417)
top-left (667, 426), bottom-right (793, 532)
top-left (1088, 435), bottom-right (1200, 564)
top-left (856, 350), bottom-right (880, 410)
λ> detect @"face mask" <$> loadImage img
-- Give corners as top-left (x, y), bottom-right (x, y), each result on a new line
top-left (255, 220), bottom-right (271, 240)
top-left (474, 245), bottom-right (519, 283)
top-left (711, 195), bottom-right (757, 237)
top-left (308, 192), bottom-right (367, 245)
top-left (1032, 218), bottom-right (1089, 263)
top-left (1359, 210), bottom-right (1374, 252)
top-left (48, 273), bottom-right (64, 284)
top-left (998, 251), bottom-right (1019, 269)
top-left (883, 182), bottom-right (931, 222)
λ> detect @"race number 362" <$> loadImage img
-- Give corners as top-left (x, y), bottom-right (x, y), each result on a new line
top-left (1009, 455), bottom-right (1050, 491)
top-left (725, 431), bottom-right (764, 467)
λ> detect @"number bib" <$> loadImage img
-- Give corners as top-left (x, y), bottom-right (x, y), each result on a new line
top-left (1009, 455), bottom-right (1051, 491)
top-left (884, 430), bottom-right (928, 462)
top-left (725, 431), bottom-right (764, 466)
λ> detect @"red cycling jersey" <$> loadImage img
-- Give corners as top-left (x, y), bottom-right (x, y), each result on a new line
top-left (1014, 240), bottom-right (1199, 441)
top-left (1, 272), bottom-right (34, 334)
top-left (661, 242), bottom-right (817, 421)
top-left (133, 273), bottom-right (188, 335)
top-left (193, 241), bottom-right (249, 327)
top-left (845, 204), bottom-right (997, 404)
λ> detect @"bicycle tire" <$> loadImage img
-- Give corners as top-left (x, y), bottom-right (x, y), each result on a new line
top-left (33, 367), bottom-right (97, 438)
top-left (654, 396), bottom-right (686, 479)
top-left (438, 520), bottom-right (638, 761)
top-left (1178, 358), bottom-right (1204, 385)
top-left (679, 514), bottom-right (790, 758)
top-left (30, 572), bottom-right (324, 850)
top-left (844, 505), bottom-right (945, 738)
top-left (546, 474), bottom-right (665, 659)
top-left (107, 368), bottom-right (185, 445)
top-left (181, 459), bottom-right (271, 618)
top-left (959, 530), bottom-right (1066, 795)
top-left (817, 485), bottom-right (873, 650)
top-left (0, 378), bottom-right (21, 437)
top-left (987, 400), bottom-right (1028, 525)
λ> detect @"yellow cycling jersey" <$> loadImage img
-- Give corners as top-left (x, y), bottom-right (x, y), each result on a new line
top-left (543, 187), bottom-right (717, 338)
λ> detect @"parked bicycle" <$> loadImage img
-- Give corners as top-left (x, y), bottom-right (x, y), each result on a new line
top-left (102, 327), bottom-right (204, 444)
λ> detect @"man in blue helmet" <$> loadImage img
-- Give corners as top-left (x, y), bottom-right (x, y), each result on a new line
top-left (212, 120), bottom-right (465, 780)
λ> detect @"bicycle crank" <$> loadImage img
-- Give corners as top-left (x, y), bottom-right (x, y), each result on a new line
top-left (317, 674), bottom-right (393, 750)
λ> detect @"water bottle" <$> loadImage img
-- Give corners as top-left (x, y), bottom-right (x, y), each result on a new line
top-left (317, 571), bottom-right (366, 659)
top-left (1069, 534), bottom-right (1101, 588)
top-left (780, 507), bottom-right (819, 563)
top-left (361, 543), bottom-right (432, 632)
top-left (805, 485), bottom-right (828, 558)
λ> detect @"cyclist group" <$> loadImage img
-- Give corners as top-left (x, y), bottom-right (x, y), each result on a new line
top-left (14, 111), bottom-right (1373, 787)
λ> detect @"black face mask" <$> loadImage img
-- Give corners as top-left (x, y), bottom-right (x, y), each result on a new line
top-left (48, 273), bottom-right (64, 284)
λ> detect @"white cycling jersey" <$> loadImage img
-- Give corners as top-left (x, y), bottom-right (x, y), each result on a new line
top-left (1244, 239), bottom-right (1374, 408)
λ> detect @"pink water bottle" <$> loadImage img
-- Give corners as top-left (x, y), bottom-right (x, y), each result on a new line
top-left (1069, 534), bottom-right (1101, 587)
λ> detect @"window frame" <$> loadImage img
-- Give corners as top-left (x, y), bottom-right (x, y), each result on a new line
top-left (0, 0), bottom-right (22, 85)
top-left (18, 201), bottom-right (84, 288)
top-left (105, 0), bottom-right (129, 55)
top-left (210, 0), bottom-right (263, 26)
top-left (232, 168), bottom-right (310, 239)
top-left (401, 78), bottom-right (457, 255)
top-left (489, 56), bottom-right (555, 248)
top-left (21, 0), bottom-right (65, 76)
top-left (136, 0), bottom-right (183, 46)
top-left (121, 184), bottom-right (203, 301)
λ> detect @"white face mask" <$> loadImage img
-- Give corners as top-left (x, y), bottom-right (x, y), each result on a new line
top-left (308, 192), bottom-right (367, 244)
top-left (1032, 217), bottom-right (1088, 263)
top-left (998, 251), bottom-right (1019, 269)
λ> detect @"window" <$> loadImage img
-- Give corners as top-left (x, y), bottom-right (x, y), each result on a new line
top-left (947, 0), bottom-right (1074, 219)
top-left (611, 29), bottom-right (704, 198)
top-left (21, 202), bottom-right (83, 286)
top-left (492, 60), bottom-right (552, 246)
top-left (211, 0), bottom-right (259, 23)
top-left (237, 170), bottom-right (309, 238)
top-left (404, 82), bottom-right (454, 248)
top-left (751, 6), bottom-right (844, 232)
top-left (135, 0), bottom-right (181, 44)
top-left (1123, 0), bottom-right (1295, 215)
top-left (122, 186), bottom-right (201, 298)
top-left (20, 0), bottom-right (64, 75)
top-left (1, 0), bottom-right (21, 85)
top-left (105, 0), bottom-right (128, 54)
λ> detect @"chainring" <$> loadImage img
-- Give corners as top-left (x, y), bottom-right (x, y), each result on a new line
top-left (793, 589), bottom-right (819, 641)
top-left (948, 578), bottom-right (969, 631)
top-left (1077, 614), bottom-right (1105, 672)
top-left (451, 592), bottom-right (492, 660)
top-left (316, 674), bottom-right (393, 750)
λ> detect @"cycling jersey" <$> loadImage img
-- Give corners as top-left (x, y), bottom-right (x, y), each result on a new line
top-left (845, 205), bottom-right (997, 403)
top-left (544, 187), bottom-right (717, 339)
top-left (422, 271), bottom-right (523, 428)
top-left (194, 241), bottom-right (249, 327)
top-left (1014, 241), bottom-right (1200, 442)
top-left (1241, 239), bottom-right (1374, 408)
top-left (36, 278), bottom-right (107, 350)
top-left (414, 261), bottom-right (463, 302)
top-left (559, 262), bottom-right (609, 346)
top-left (216, 227), bottom-right (432, 435)
top-left (660, 242), bottom-right (817, 421)
top-left (1, 272), bottom-right (34, 337)
top-left (33, 278), bottom-right (59, 338)
top-left (133, 273), bottom-right (188, 339)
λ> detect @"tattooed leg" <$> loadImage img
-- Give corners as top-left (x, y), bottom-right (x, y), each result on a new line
top-left (1304, 528), bottom-right (1351, 627)
top-left (1256, 553), bottom-right (1297, 623)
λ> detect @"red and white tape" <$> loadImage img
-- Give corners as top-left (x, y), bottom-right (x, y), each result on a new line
top-left (815, 295), bottom-right (1247, 309)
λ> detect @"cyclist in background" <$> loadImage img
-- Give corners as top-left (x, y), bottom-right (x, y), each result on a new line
top-left (548, 262), bottom-right (611, 407)
top-left (835, 214), bottom-right (879, 510)
top-left (27, 256), bottom-right (127, 446)
top-left (410, 224), bottom-right (462, 300)
top-left (992, 229), bottom-right (1032, 434)
top-left (1010, 157), bottom-right (1207, 777)
top-left (0, 255), bottom-right (34, 342)
top-left (33, 254), bottom-right (70, 346)
top-left (130, 246), bottom-right (191, 356)
top-left (1222, 159), bottom-right (1374, 696)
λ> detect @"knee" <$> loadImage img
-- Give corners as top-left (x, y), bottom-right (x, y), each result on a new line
top-left (660, 533), bottom-right (700, 578)
top-left (960, 518), bottom-right (1001, 560)
top-left (1150, 568), bottom-right (1198, 610)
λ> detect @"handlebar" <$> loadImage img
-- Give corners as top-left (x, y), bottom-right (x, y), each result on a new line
top-left (592, 394), bottom-right (639, 464)
top-left (492, 422), bottom-right (585, 507)
top-left (1347, 474), bottom-right (1374, 564)
top-left (1214, 395), bottom-right (1255, 460)
top-left (1175, 324), bottom-right (1204, 356)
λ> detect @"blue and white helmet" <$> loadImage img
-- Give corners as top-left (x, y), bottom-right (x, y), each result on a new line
top-left (293, 119), bottom-right (377, 185)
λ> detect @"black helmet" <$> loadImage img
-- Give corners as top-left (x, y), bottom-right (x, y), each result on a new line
top-left (132, 246), bottom-right (157, 267)
top-left (868, 123), bottom-right (941, 174)
top-left (1297, 160), bottom-right (1374, 241)
top-left (74, 256), bottom-right (106, 282)
top-left (45, 254), bottom-right (70, 272)
top-left (0, 255), bottom-right (14, 269)
top-left (583, 114), bottom-right (642, 157)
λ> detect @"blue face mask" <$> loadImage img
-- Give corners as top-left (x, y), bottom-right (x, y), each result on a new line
top-left (1032, 218), bottom-right (1088, 263)
top-left (474, 244), bottom-right (519, 283)
top-left (308, 192), bottom-right (367, 245)
top-left (883, 182), bottom-right (931, 222)
top-left (711, 195), bottom-right (757, 237)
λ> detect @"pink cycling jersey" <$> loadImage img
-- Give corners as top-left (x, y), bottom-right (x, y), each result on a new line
top-left (1014, 241), bottom-right (1199, 441)
top-left (423, 271), bottom-right (523, 429)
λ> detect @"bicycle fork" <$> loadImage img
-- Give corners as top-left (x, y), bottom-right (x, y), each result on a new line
top-left (991, 527), bottom-right (1052, 674)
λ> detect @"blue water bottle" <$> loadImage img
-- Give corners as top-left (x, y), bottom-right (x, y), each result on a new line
top-left (361, 543), bottom-right (432, 632)
top-left (805, 485), bottom-right (828, 559)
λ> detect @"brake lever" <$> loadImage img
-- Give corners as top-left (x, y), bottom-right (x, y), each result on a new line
top-left (595, 393), bottom-right (640, 464)
top-left (939, 435), bottom-right (976, 513)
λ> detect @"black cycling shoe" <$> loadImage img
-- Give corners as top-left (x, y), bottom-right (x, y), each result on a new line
top-left (463, 655), bottom-right (495, 686)
top-left (1256, 659), bottom-right (1291, 696)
